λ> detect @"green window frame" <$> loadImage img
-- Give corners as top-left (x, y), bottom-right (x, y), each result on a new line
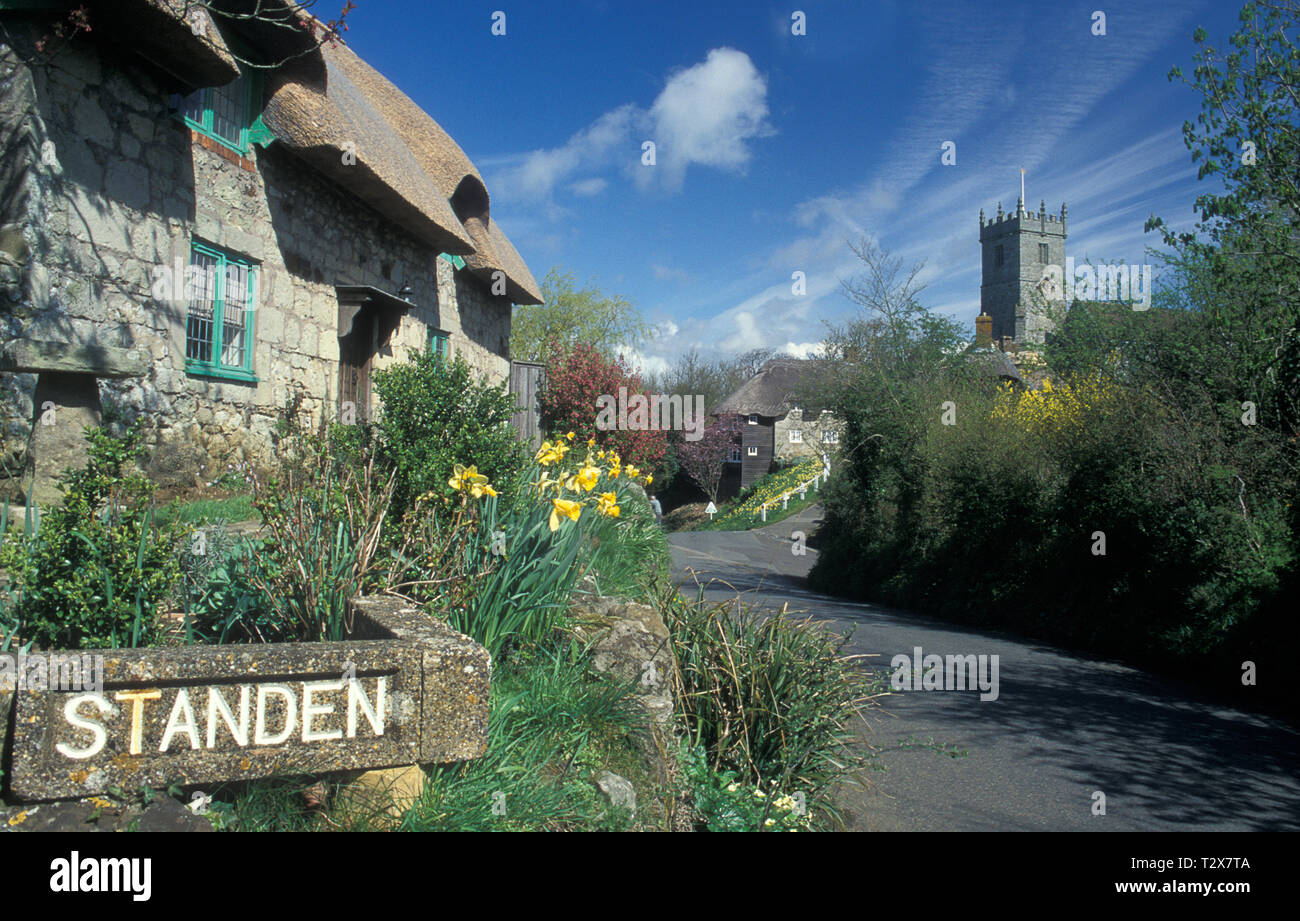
top-left (185, 241), bottom-right (258, 383)
top-left (171, 69), bottom-right (267, 156)
top-left (428, 328), bottom-right (451, 362)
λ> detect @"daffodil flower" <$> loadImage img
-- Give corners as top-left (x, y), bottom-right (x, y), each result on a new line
top-left (575, 465), bottom-right (600, 492)
top-left (596, 491), bottom-right (620, 518)
top-left (448, 463), bottom-right (475, 492)
top-left (549, 498), bottom-right (582, 531)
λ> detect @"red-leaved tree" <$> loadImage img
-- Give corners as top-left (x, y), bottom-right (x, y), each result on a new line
top-left (675, 413), bottom-right (742, 502)
top-left (539, 342), bottom-right (669, 477)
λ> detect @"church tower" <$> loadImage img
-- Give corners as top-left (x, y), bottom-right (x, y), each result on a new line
top-left (979, 196), bottom-right (1067, 343)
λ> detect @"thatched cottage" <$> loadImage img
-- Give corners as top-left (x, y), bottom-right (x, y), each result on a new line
top-left (0, 1), bottom-right (542, 500)
top-left (713, 357), bottom-right (843, 491)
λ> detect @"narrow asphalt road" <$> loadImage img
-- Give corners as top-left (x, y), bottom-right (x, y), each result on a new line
top-left (669, 506), bottom-right (1300, 831)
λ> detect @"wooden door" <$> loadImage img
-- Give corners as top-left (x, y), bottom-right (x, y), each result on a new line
top-left (339, 311), bottom-right (375, 422)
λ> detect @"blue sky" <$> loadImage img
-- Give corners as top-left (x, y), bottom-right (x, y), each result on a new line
top-left (344, 0), bottom-right (1242, 376)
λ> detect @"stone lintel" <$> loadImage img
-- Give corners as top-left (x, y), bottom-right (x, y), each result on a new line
top-left (0, 340), bottom-right (148, 378)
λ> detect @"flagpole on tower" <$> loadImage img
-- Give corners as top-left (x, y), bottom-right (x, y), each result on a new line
top-left (1020, 168), bottom-right (1025, 207)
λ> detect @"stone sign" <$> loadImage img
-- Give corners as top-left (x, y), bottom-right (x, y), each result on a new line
top-left (1, 597), bottom-right (489, 802)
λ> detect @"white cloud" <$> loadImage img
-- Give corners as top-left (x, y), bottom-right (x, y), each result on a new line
top-left (780, 341), bottom-right (826, 359)
top-left (618, 346), bottom-right (671, 380)
top-left (569, 177), bottom-right (609, 197)
top-left (491, 104), bottom-right (636, 206)
top-left (486, 48), bottom-right (772, 206)
top-left (640, 47), bottom-right (774, 190)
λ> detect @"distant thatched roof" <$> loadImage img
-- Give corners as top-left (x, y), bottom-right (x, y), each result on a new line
top-left (115, 0), bottom-right (543, 304)
top-left (713, 358), bottom-right (831, 418)
top-left (966, 348), bottom-right (1023, 384)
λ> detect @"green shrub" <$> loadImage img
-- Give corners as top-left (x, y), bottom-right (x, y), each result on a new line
top-left (372, 351), bottom-right (525, 516)
top-left (179, 525), bottom-right (280, 645)
top-left (0, 423), bottom-right (182, 649)
top-left (679, 744), bottom-right (813, 832)
top-left (661, 586), bottom-right (881, 827)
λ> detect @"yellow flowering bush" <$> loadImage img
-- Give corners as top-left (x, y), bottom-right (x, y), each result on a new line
top-left (990, 374), bottom-right (1117, 435)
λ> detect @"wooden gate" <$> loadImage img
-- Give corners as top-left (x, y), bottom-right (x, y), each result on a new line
top-left (509, 360), bottom-right (544, 449)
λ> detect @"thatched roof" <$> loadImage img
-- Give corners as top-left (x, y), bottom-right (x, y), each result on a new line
top-left (99, 0), bottom-right (241, 88)
top-left (966, 348), bottom-right (1023, 383)
top-left (713, 358), bottom-right (831, 418)
top-left (115, 0), bottom-right (543, 304)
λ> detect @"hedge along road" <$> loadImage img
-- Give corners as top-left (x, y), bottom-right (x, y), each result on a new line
top-left (668, 505), bottom-right (1300, 831)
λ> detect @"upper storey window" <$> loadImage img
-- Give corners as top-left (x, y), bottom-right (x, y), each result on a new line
top-left (172, 68), bottom-right (263, 156)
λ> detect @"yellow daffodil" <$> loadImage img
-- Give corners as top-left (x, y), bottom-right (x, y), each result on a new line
top-left (644, 474), bottom-right (653, 486)
top-left (535, 441), bottom-right (562, 466)
top-left (450, 464), bottom-right (491, 497)
top-left (587, 437), bottom-right (597, 447)
top-left (566, 431), bottom-right (576, 441)
top-left (575, 465), bottom-right (600, 492)
top-left (549, 498), bottom-right (582, 531)
top-left (596, 491), bottom-right (620, 518)
top-left (624, 465), bottom-right (641, 480)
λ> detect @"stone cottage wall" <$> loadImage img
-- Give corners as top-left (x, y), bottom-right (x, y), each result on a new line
top-left (773, 408), bottom-right (843, 463)
top-left (0, 27), bottom-right (512, 496)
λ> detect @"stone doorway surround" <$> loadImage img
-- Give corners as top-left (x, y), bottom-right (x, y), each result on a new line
top-left (0, 339), bottom-right (147, 503)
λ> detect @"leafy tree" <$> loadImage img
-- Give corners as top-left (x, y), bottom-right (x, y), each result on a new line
top-left (372, 351), bottom-right (525, 516)
top-left (511, 268), bottom-right (652, 364)
top-left (1146, 0), bottom-right (1300, 440)
top-left (676, 413), bottom-right (742, 502)
top-left (538, 343), bottom-right (669, 478)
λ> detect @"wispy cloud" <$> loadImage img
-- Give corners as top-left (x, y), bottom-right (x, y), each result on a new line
top-left (486, 47), bottom-right (773, 208)
top-left (652, 263), bottom-right (691, 282)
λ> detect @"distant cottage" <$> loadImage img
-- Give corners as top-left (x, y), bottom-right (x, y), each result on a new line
top-left (712, 357), bottom-right (842, 492)
top-left (0, 1), bottom-right (542, 500)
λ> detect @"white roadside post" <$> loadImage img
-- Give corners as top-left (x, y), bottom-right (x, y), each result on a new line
top-left (705, 501), bottom-right (717, 521)
top-left (761, 503), bottom-right (767, 522)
